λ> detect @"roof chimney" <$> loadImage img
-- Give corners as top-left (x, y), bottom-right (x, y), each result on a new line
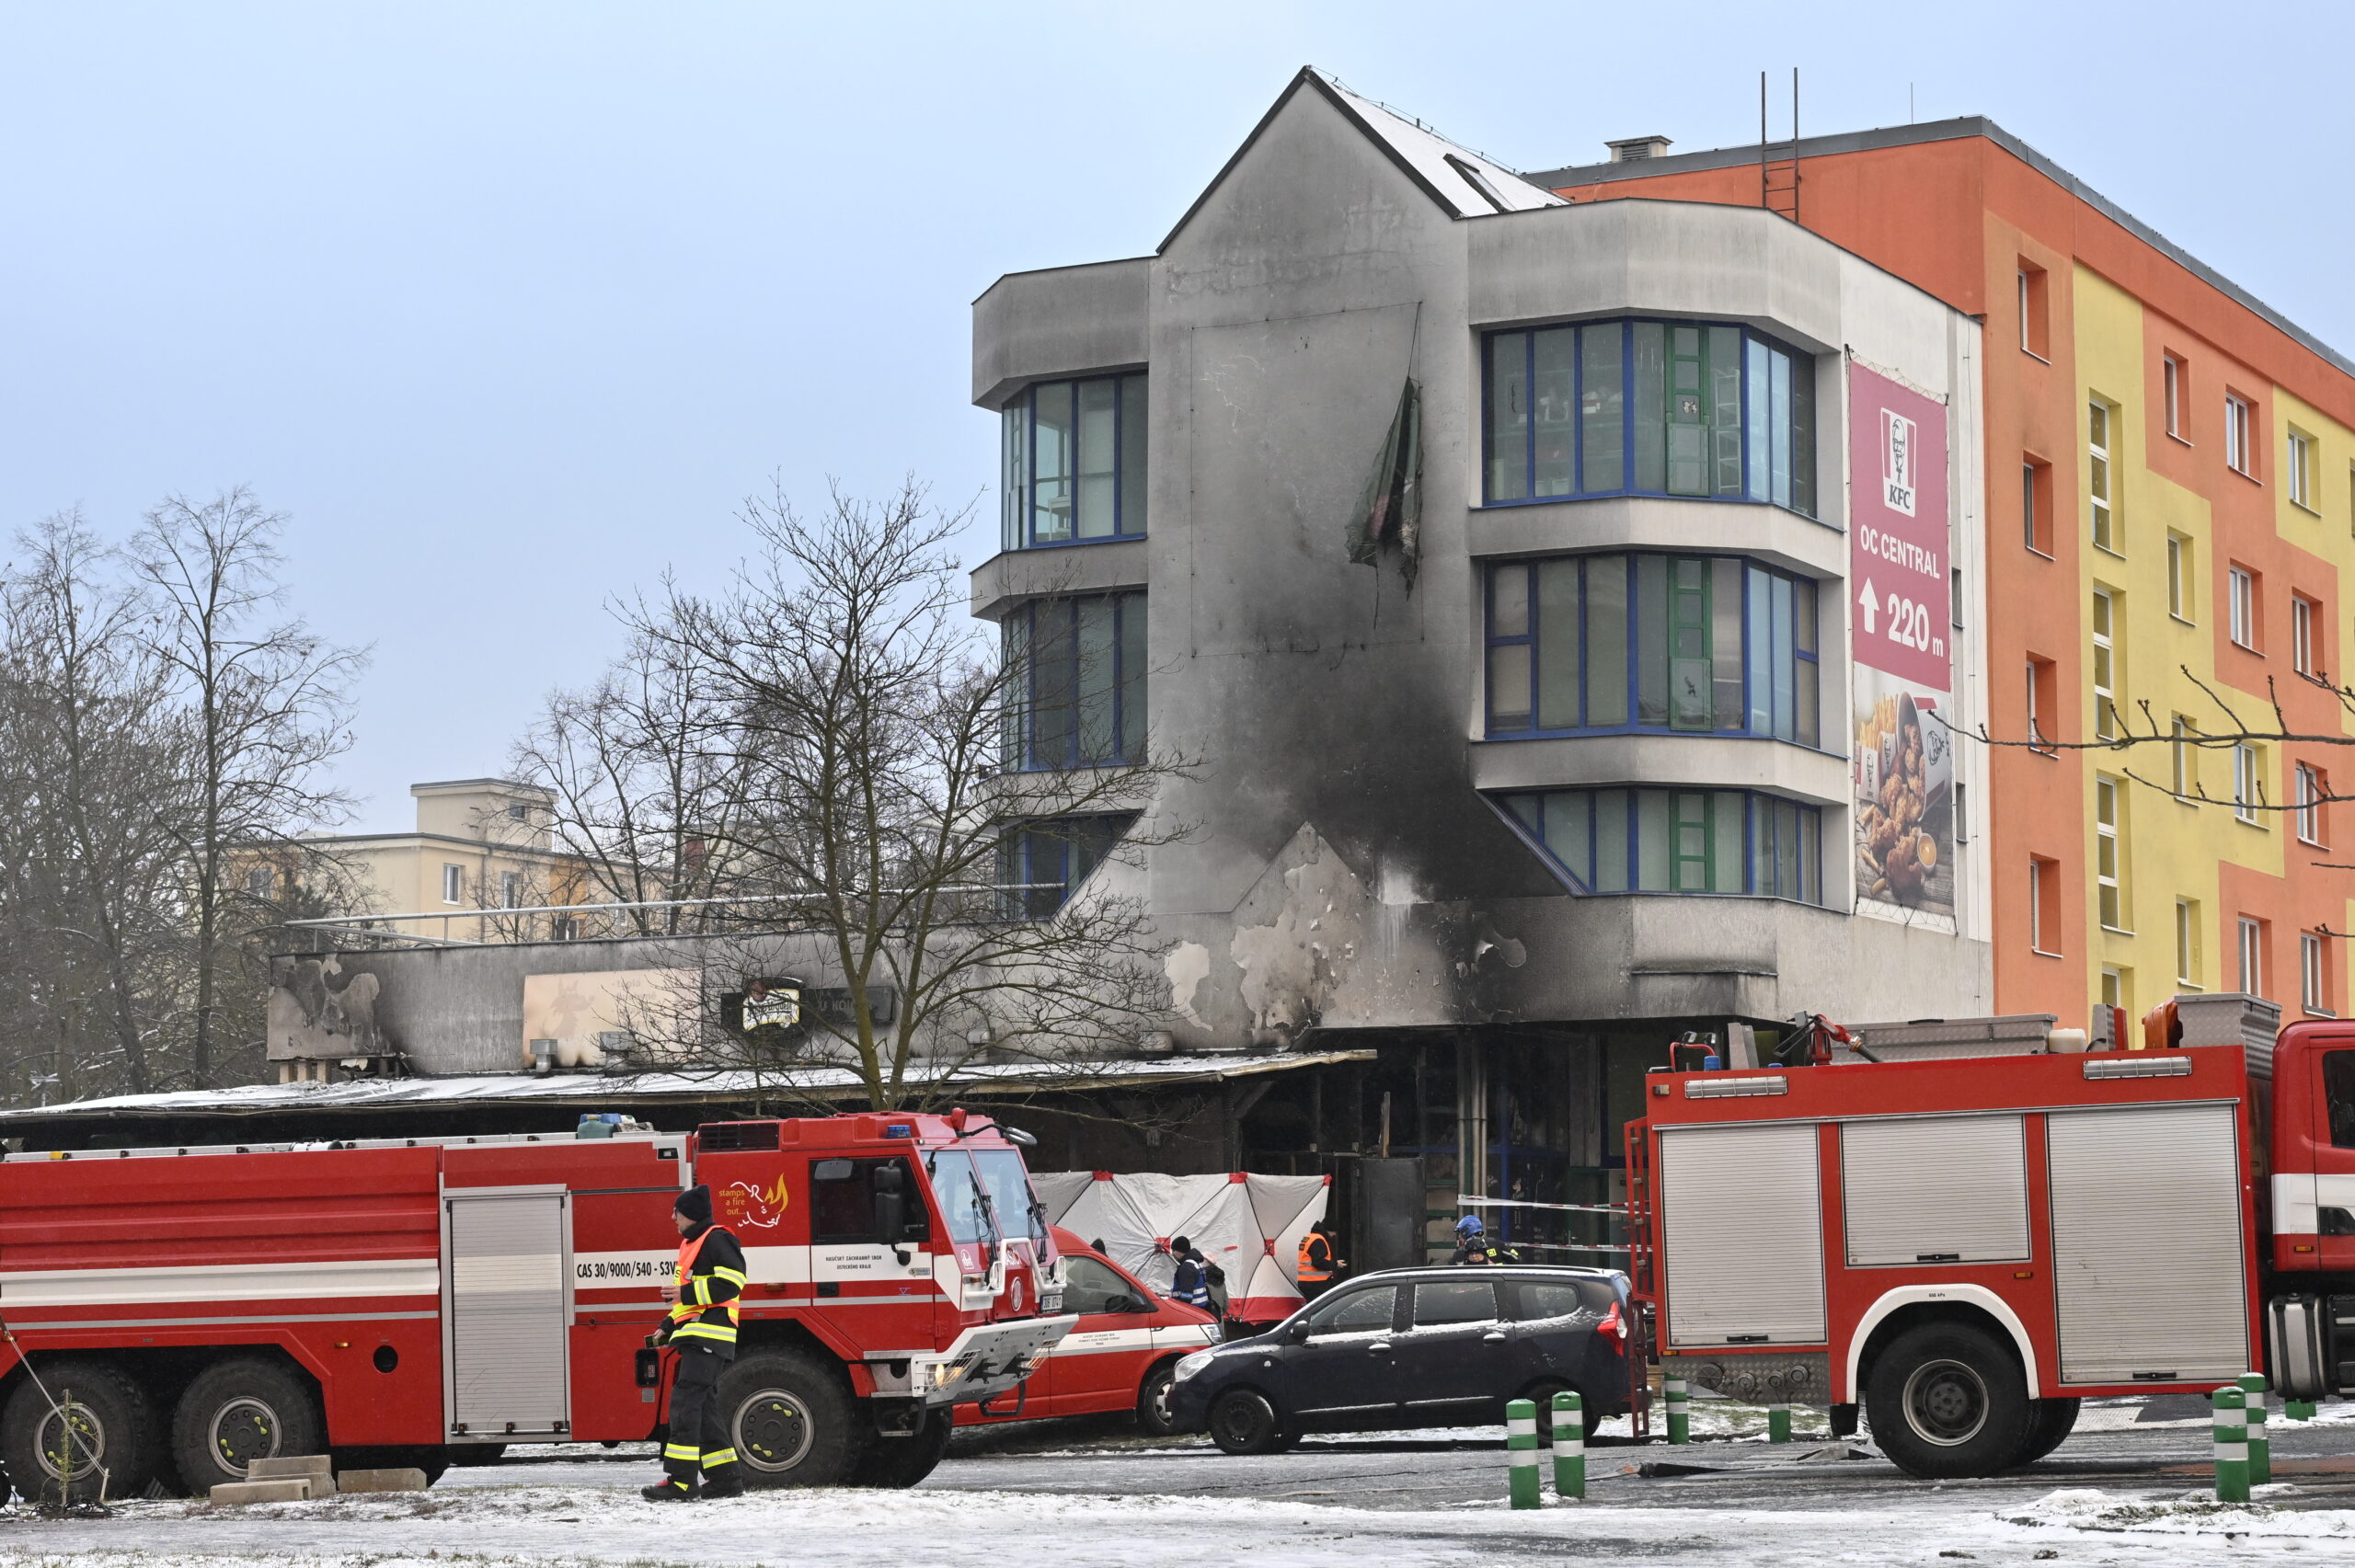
top-left (1605, 134), bottom-right (1672, 164)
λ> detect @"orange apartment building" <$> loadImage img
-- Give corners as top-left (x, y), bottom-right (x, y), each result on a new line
top-left (1534, 120), bottom-right (2355, 1024)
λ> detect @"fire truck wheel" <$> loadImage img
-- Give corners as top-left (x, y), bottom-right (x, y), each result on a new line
top-left (1135, 1362), bottom-right (1178, 1438)
top-left (845, 1410), bottom-right (951, 1488)
top-left (169, 1357), bottom-right (325, 1494)
top-left (2013, 1397), bottom-right (2082, 1466)
top-left (3, 1358), bottom-right (167, 1504)
top-left (717, 1351), bottom-right (867, 1488)
top-left (1864, 1323), bottom-right (2032, 1479)
top-left (1206, 1389), bottom-right (1295, 1456)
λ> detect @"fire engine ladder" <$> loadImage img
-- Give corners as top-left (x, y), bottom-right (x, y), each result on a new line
top-left (1623, 1116), bottom-right (1656, 1440)
top-left (1760, 69), bottom-right (1800, 224)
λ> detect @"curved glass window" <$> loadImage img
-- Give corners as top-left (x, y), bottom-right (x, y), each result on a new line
top-left (1002, 374), bottom-right (1147, 550)
top-left (1002, 593), bottom-right (1146, 771)
top-left (1483, 322), bottom-right (1815, 515)
top-left (1485, 555), bottom-right (1818, 745)
top-left (1503, 787), bottom-right (1821, 904)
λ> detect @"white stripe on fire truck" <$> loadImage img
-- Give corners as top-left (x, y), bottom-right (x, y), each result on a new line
top-left (0, 1258), bottom-right (438, 1308)
top-left (2, 1310), bottom-right (442, 1333)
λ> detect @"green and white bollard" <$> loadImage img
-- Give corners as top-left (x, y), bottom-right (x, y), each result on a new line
top-left (1507, 1398), bottom-right (1542, 1510)
top-left (2212, 1385), bottom-right (2250, 1505)
top-left (1552, 1390), bottom-right (1585, 1500)
top-left (1664, 1377), bottom-right (1690, 1444)
top-left (2236, 1373), bottom-right (2270, 1486)
top-left (1767, 1402), bottom-right (1792, 1443)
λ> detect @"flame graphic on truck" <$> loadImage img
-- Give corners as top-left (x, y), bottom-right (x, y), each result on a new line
top-left (725, 1173), bottom-right (791, 1230)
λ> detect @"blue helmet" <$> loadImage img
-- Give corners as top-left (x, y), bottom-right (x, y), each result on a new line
top-left (1454, 1215), bottom-right (1484, 1237)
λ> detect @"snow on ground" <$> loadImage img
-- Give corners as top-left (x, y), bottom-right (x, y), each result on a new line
top-left (0, 1482), bottom-right (2349, 1568)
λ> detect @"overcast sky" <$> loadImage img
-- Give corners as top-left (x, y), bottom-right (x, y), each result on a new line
top-left (6, 2), bottom-right (2350, 834)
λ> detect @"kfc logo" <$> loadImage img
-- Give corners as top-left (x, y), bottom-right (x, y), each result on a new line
top-left (1882, 409), bottom-right (1918, 517)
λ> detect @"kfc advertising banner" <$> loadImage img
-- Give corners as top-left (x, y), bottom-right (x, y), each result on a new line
top-left (1848, 363), bottom-right (1955, 931)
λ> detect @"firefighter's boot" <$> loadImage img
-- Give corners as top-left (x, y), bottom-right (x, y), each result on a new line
top-left (700, 1470), bottom-right (744, 1500)
top-left (641, 1478), bottom-right (698, 1502)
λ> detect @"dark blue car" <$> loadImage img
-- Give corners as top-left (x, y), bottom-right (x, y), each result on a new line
top-left (1166, 1265), bottom-right (1633, 1455)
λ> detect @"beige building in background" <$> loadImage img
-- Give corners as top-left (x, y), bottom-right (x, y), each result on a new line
top-left (298, 778), bottom-right (589, 944)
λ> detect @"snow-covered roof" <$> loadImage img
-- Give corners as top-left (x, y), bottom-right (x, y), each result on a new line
top-left (0, 1049), bottom-right (1377, 1126)
top-left (1159, 66), bottom-right (1562, 252)
top-left (1314, 72), bottom-right (1565, 218)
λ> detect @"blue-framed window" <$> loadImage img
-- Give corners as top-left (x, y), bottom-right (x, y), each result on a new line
top-left (1485, 554), bottom-right (1819, 745)
top-left (1482, 321), bottom-right (1816, 516)
top-left (1502, 787), bottom-right (1822, 904)
top-left (997, 815), bottom-right (1132, 919)
top-left (1002, 374), bottom-right (1147, 550)
top-left (1002, 593), bottom-right (1146, 771)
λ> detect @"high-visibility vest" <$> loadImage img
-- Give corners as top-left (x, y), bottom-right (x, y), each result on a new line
top-left (1296, 1233), bottom-right (1333, 1284)
top-left (668, 1225), bottom-right (745, 1347)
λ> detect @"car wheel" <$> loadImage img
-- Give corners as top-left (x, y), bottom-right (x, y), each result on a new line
top-left (846, 1410), bottom-right (951, 1488)
top-left (1519, 1380), bottom-right (1604, 1442)
top-left (170, 1357), bottom-right (326, 1494)
top-left (1207, 1390), bottom-right (1291, 1456)
top-left (1865, 1322), bottom-right (2031, 1479)
top-left (2011, 1398), bottom-right (2082, 1467)
top-left (717, 1350), bottom-right (867, 1488)
top-left (1136, 1363), bottom-right (1178, 1438)
top-left (2, 1359), bottom-right (166, 1504)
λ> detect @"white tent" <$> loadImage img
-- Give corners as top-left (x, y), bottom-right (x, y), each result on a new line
top-left (1035, 1170), bottom-right (1329, 1323)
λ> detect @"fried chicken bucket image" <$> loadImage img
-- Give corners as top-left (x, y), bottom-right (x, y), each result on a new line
top-left (1855, 692), bottom-right (1953, 907)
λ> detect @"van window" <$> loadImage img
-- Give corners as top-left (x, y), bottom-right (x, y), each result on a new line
top-left (2325, 1049), bottom-right (2355, 1149)
top-left (1512, 1280), bottom-right (1614, 1322)
top-left (1061, 1255), bottom-right (1145, 1314)
top-left (1411, 1280), bottom-right (1500, 1327)
top-left (1304, 1285), bottom-right (1397, 1336)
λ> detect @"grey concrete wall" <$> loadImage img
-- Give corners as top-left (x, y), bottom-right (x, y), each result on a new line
top-left (970, 79), bottom-right (1993, 1055)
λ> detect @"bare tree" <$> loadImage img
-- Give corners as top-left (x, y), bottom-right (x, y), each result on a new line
top-left (549, 479), bottom-right (1188, 1112)
top-left (132, 488), bottom-right (366, 1087)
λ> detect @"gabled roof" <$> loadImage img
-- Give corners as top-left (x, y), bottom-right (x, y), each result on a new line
top-left (1160, 66), bottom-right (1563, 254)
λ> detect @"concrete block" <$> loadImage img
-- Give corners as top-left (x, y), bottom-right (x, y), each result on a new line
top-left (247, 1454), bottom-right (336, 1494)
top-left (335, 1467), bottom-right (429, 1494)
top-left (210, 1478), bottom-right (313, 1505)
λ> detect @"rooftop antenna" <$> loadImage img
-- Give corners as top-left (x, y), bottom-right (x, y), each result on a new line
top-left (1761, 69), bottom-right (1800, 225)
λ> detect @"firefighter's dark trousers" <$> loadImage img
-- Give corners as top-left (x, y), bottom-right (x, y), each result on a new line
top-left (662, 1346), bottom-right (738, 1484)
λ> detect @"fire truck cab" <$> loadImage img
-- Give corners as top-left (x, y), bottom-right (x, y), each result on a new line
top-left (0, 1108), bottom-right (1071, 1501)
top-left (1626, 998), bottom-right (2355, 1478)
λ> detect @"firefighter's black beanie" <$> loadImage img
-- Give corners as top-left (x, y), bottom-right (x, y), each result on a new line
top-left (674, 1185), bottom-right (714, 1225)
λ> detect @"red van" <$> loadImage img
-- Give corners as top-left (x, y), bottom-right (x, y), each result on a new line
top-left (958, 1228), bottom-right (1220, 1436)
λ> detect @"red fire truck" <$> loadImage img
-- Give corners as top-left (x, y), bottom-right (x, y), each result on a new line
top-left (1625, 997), bottom-right (2355, 1478)
top-left (0, 1108), bottom-right (1073, 1501)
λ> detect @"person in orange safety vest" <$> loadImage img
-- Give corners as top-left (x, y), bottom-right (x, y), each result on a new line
top-left (1295, 1221), bottom-right (1343, 1299)
top-left (644, 1185), bottom-right (747, 1501)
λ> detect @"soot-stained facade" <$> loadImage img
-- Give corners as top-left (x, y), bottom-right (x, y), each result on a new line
top-left (971, 68), bottom-right (1993, 1253)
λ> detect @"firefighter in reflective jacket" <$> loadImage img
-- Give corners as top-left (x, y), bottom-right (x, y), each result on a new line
top-left (1167, 1236), bottom-right (1213, 1310)
top-left (1295, 1222), bottom-right (1341, 1299)
top-left (645, 1185), bottom-right (748, 1501)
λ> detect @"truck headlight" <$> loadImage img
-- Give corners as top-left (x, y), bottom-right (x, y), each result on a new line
top-left (926, 1357), bottom-right (973, 1390)
top-left (1172, 1349), bottom-right (1214, 1384)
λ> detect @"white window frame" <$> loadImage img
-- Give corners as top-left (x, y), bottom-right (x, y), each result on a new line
top-left (2095, 776), bottom-right (2124, 931)
top-left (2163, 355), bottom-right (2183, 438)
top-left (2091, 589), bottom-right (2117, 742)
top-left (2100, 965), bottom-right (2126, 1012)
top-left (2288, 429), bottom-right (2314, 509)
top-left (442, 864), bottom-right (464, 905)
top-left (2229, 567), bottom-right (2256, 649)
top-left (2172, 715), bottom-right (2196, 799)
top-left (2225, 395), bottom-right (2253, 475)
top-left (2088, 399), bottom-right (2117, 552)
top-left (2029, 859), bottom-right (2050, 954)
top-left (2027, 658), bottom-right (2051, 752)
top-left (2303, 931), bottom-right (2333, 1017)
top-left (2234, 742), bottom-right (2263, 826)
top-left (2176, 898), bottom-right (2201, 988)
top-left (2166, 533), bottom-right (2191, 620)
top-left (2239, 915), bottom-right (2266, 998)
top-left (2293, 595), bottom-right (2316, 676)
top-left (2021, 461), bottom-right (2040, 553)
top-left (500, 871), bottom-right (523, 910)
top-left (2297, 761), bottom-right (2325, 846)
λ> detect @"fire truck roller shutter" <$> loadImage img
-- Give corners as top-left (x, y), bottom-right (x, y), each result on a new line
top-left (1841, 1115), bottom-right (2030, 1265)
top-left (2046, 1104), bottom-right (2250, 1385)
top-left (443, 1191), bottom-right (571, 1440)
top-left (1658, 1122), bottom-right (1827, 1347)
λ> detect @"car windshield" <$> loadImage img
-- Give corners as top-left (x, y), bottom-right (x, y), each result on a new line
top-left (971, 1147), bottom-right (1049, 1245)
top-left (1060, 1255), bottom-right (1143, 1314)
top-left (924, 1149), bottom-right (997, 1244)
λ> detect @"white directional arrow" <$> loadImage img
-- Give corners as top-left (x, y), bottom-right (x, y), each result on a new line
top-left (1858, 578), bottom-right (1878, 635)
